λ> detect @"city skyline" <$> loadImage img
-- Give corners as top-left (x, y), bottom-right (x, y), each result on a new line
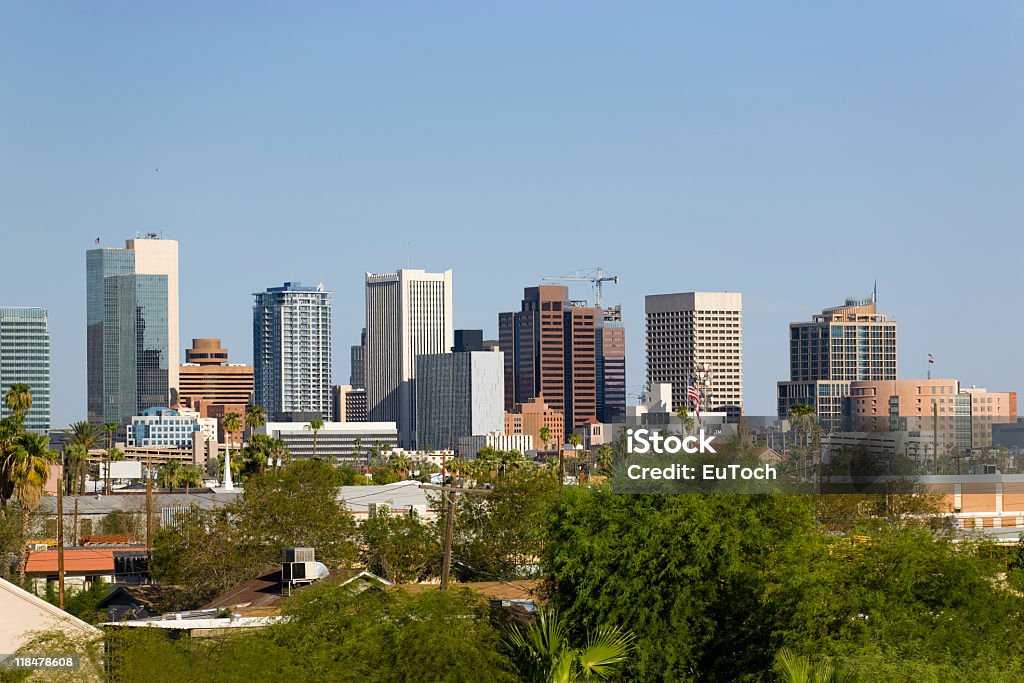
top-left (2, 4), bottom-right (1021, 426)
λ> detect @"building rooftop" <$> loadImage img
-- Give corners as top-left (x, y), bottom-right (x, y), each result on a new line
top-left (25, 547), bottom-right (149, 574)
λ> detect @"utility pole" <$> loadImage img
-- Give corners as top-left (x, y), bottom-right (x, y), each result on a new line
top-left (421, 484), bottom-right (491, 590)
top-left (56, 460), bottom-right (65, 610)
top-left (440, 490), bottom-right (455, 589)
top-left (146, 451), bottom-right (153, 564)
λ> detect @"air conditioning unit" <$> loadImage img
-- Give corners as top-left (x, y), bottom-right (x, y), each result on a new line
top-left (282, 561), bottom-right (318, 582)
top-left (284, 547), bottom-right (315, 563)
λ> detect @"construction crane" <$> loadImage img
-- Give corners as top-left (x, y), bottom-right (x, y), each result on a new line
top-left (542, 266), bottom-right (619, 308)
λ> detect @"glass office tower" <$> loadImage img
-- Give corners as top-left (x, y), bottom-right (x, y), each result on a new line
top-left (87, 237), bottom-right (178, 424)
top-left (0, 307), bottom-right (51, 431)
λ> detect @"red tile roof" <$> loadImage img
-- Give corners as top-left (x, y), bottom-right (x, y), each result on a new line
top-left (25, 548), bottom-right (120, 574)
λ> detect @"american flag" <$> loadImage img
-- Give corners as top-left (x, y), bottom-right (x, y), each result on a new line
top-left (928, 354), bottom-right (935, 364)
top-left (687, 383), bottom-right (700, 417)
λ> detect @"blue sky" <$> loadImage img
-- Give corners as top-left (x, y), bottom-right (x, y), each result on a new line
top-left (1, 2), bottom-right (1022, 426)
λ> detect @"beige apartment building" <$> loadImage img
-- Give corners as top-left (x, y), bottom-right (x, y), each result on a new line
top-left (849, 379), bottom-right (1017, 449)
top-left (645, 292), bottom-right (742, 417)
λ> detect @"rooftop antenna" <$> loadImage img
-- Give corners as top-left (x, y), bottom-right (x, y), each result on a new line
top-left (872, 280), bottom-right (877, 303)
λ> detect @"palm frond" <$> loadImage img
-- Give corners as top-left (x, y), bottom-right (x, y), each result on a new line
top-left (578, 625), bottom-right (635, 680)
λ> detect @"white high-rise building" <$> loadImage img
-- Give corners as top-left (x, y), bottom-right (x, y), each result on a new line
top-left (253, 282), bottom-right (332, 421)
top-left (365, 269), bottom-right (453, 448)
top-left (645, 292), bottom-right (743, 418)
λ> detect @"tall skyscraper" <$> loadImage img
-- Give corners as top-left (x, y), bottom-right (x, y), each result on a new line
top-left (500, 285), bottom-right (623, 430)
top-left (776, 293), bottom-right (897, 429)
top-left (365, 269), bottom-right (453, 448)
top-left (87, 236), bottom-right (179, 425)
top-left (601, 307), bottom-right (626, 422)
top-left (0, 307), bottom-right (50, 431)
top-left (645, 292), bottom-right (743, 418)
top-left (349, 328), bottom-right (366, 389)
top-left (415, 351), bottom-right (504, 451)
top-left (253, 282), bottom-right (332, 422)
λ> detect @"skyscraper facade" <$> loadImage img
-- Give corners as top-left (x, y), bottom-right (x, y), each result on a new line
top-left (365, 269), bottom-right (453, 448)
top-left (415, 351), bottom-right (504, 451)
top-left (645, 292), bottom-right (743, 418)
top-left (600, 307), bottom-right (627, 422)
top-left (777, 294), bottom-right (897, 429)
top-left (499, 285), bottom-right (623, 430)
top-left (350, 328), bottom-right (366, 389)
top-left (86, 236), bottom-right (179, 425)
top-left (253, 282), bottom-right (332, 422)
top-left (0, 307), bottom-right (50, 431)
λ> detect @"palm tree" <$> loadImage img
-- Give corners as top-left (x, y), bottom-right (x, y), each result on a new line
top-left (788, 403), bottom-right (819, 473)
top-left (101, 422), bottom-right (119, 495)
top-left (221, 412), bottom-right (243, 487)
top-left (4, 383), bottom-right (32, 423)
top-left (178, 465), bottom-right (202, 494)
top-left (595, 444), bottom-right (614, 475)
top-left (65, 421), bottom-right (99, 495)
top-left (245, 405), bottom-right (267, 440)
top-left (566, 432), bottom-right (583, 484)
top-left (505, 608), bottom-right (634, 683)
top-left (674, 405), bottom-right (694, 436)
top-left (788, 403), bottom-right (815, 445)
top-left (160, 461), bottom-right (181, 492)
top-left (5, 432), bottom-right (56, 581)
top-left (0, 417), bottom-right (21, 504)
top-left (774, 648), bottom-right (853, 683)
top-left (392, 452), bottom-right (412, 479)
top-left (539, 426), bottom-right (552, 455)
top-left (306, 419), bottom-right (324, 460)
top-left (269, 437), bottom-right (289, 471)
top-left (62, 444), bottom-right (86, 497)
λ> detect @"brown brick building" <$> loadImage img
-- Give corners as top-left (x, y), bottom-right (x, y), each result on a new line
top-left (178, 338), bottom-right (254, 413)
top-left (499, 285), bottom-right (624, 431)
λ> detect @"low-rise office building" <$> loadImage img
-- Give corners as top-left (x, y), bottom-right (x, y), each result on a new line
top-left (459, 432), bottom-right (534, 457)
top-left (849, 379), bottom-right (1017, 449)
top-left (256, 421), bottom-right (398, 461)
top-left (128, 406), bottom-right (217, 448)
top-left (505, 396), bottom-right (564, 452)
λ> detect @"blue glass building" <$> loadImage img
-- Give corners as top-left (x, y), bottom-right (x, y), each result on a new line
top-left (87, 237), bottom-right (178, 424)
